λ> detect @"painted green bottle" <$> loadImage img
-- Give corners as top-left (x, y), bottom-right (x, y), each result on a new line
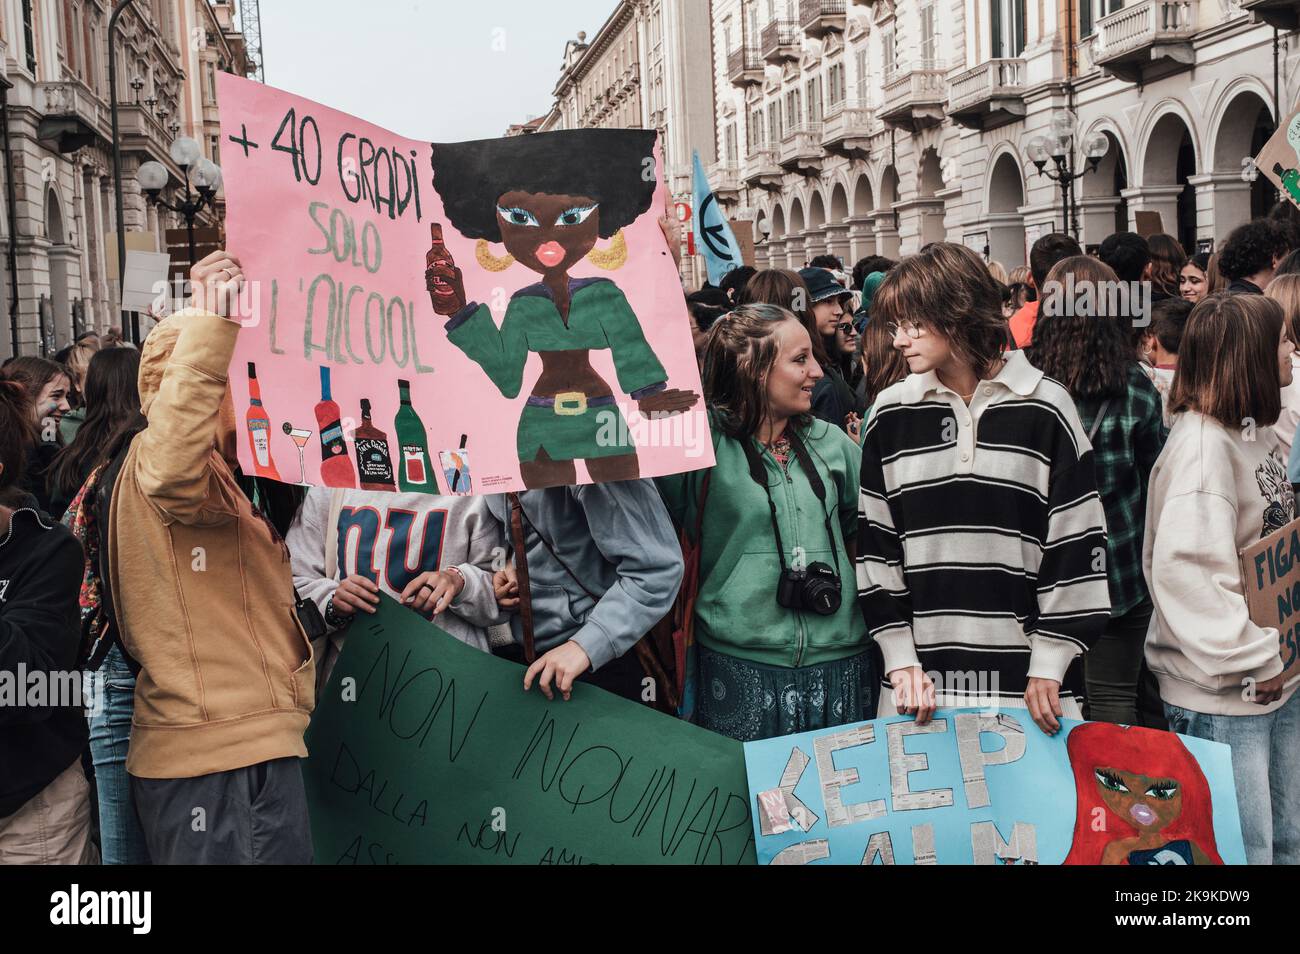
top-left (1277, 164), bottom-right (1300, 206)
top-left (394, 378), bottom-right (433, 492)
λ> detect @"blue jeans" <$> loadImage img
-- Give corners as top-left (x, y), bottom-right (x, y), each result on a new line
top-left (1165, 691), bottom-right (1300, 865)
top-left (87, 645), bottom-right (151, 864)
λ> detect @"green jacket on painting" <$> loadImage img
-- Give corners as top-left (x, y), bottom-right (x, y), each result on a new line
top-left (445, 277), bottom-right (667, 399)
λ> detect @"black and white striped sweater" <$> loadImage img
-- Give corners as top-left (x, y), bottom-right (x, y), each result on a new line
top-left (856, 351), bottom-right (1111, 703)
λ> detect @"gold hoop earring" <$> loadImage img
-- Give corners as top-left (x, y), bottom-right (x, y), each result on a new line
top-left (586, 230), bottom-right (627, 271)
top-left (476, 239), bottom-right (515, 272)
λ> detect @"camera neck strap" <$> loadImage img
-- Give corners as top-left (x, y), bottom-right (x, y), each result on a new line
top-left (741, 426), bottom-right (840, 573)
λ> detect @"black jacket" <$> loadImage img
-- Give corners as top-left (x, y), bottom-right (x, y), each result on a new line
top-left (1227, 278), bottom-right (1264, 296)
top-left (0, 501), bottom-right (88, 818)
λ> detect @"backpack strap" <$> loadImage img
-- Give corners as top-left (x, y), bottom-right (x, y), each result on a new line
top-left (1087, 399), bottom-right (1112, 444)
top-left (507, 492), bottom-right (537, 665)
top-left (96, 430), bottom-right (145, 676)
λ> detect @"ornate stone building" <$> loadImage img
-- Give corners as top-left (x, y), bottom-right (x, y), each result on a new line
top-left (709, 0), bottom-right (1291, 274)
top-left (0, 0), bottom-right (252, 358)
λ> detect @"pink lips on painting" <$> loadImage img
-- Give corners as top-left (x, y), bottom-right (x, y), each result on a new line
top-left (1130, 803), bottom-right (1157, 827)
top-left (536, 241), bottom-right (566, 268)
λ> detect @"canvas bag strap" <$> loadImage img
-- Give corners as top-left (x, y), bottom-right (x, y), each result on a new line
top-left (507, 492), bottom-right (537, 665)
top-left (1087, 399), bottom-right (1112, 444)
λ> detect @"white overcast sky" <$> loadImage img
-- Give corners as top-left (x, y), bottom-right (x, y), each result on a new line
top-left (256, 0), bottom-right (619, 142)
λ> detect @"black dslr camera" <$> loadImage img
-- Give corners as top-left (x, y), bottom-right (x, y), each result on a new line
top-left (777, 561), bottom-right (842, 616)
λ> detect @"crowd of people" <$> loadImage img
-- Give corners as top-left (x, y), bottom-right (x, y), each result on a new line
top-left (3, 201), bottom-right (1300, 866)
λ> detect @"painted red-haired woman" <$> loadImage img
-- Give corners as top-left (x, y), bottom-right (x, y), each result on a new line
top-left (1063, 721), bottom-right (1223, 865)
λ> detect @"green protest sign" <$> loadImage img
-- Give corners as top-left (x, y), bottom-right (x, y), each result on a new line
top-left (303, 595), bottom-right (756, 865)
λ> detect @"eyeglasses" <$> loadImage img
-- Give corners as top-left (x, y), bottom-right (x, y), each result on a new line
top-left (836, 321), bottom-right (856, 335)
top-left (888, 321), bottom-right (926, 339)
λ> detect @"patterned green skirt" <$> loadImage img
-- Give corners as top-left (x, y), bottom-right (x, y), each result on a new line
top-left (696, 645), bottom-right (879, 742)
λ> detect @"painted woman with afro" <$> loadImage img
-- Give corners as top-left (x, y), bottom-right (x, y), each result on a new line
top-left (426, 129), bottom-right (698, 489)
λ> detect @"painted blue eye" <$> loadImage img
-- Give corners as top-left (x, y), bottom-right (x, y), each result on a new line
top-left (555, 204), bottom-right (598, 227)
top-left (497, 206), bottom-right (540, 228)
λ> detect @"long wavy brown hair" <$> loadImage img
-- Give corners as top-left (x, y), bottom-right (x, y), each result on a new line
top-left (738, 268), bottom-right (831, 368)
top-left (701, 303), bottom-right (811, 440)
top-left (1147, 233), bottom-right (1187, 299)
top-left (0, 379), bottom-right (37, 507)
top-left (1027, 256), bottom-right (1133, 400)
top-left (871, 243), bottom-right (1007, 378)
top-left (858, 317), bottom-right (909, 407)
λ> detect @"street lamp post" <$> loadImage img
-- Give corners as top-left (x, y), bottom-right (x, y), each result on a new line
top-left (109, 0), bottom-right (139, 344)
top-left (1028, 110), bottom-right (1109, 241)
top-left (138, 136), bottom-right (222, 269)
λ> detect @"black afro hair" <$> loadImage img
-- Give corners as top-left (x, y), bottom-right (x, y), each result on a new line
top-left (430, 129), bottom-right (658, 242)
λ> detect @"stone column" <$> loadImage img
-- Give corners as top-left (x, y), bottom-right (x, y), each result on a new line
top-left (784, 235), bottom-right (806, 269)
top-left (825, 223), bottom-right (851, 267)
top-left (847, 215), bottom-right (876, 263)
top-left (872, 215), bottom-right (901, 259)
top-left (1077, 195), bottom-right (1122, 248)
top-left (1189, 173), bottom-right (1251, 248)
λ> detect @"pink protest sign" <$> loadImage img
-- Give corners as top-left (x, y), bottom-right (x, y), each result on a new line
top-left (217, 74), bottom-right (712, 494)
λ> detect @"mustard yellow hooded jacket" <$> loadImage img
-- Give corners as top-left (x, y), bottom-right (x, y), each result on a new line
top-left (109, 309), bottom-right (315, 778)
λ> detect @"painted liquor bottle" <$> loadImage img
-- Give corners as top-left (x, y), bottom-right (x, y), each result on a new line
top-left (354, 398), bottom-right (396, 491)
top-left (394, 378), bottom-right (432, 492)
top-left (245, 362), bottom-right (282, 480)
top-left (315, 366), bottom-right (356, 488)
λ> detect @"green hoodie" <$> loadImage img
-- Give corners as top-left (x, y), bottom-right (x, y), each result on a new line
top-left (656, 415), bottom-right (866, 668)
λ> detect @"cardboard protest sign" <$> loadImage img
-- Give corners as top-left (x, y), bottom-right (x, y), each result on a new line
top-left (302, 594), bottom-right (756, 865)
top-left (1238, 513), bottom-right (1300, 688)
top-left (217, 74), bottom-right (712, 494)
top-left (1256, 100), bottom-right (1300, 211)
top-left (1134, 210), bottom-right (1163, 238)
top-left (744, 710), bottom-right (1245, 864)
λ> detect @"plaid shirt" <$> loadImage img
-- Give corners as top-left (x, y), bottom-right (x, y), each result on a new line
top-left (1075, 364), bottom-right (1168, 617)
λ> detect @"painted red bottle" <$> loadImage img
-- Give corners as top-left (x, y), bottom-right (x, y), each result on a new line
top-left (245, 362), bottom-right (282, 481)
top-left (315, 366), bottom-right (356, 488)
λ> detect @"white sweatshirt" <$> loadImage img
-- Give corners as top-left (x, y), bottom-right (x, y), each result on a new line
top-left (1143, 411), bottom-right (1297, 715)
top-left (287, 487), bottom-right (507, 652)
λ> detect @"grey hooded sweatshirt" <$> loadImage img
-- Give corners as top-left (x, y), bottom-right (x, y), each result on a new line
top-left (288, 487), bottom-right (506, 651)
top-left (486, 479), bottom-right (684, 671)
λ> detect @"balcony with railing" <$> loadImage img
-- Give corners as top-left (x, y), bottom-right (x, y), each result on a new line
top-left (879, 64), bottom-right (946, 131)
top-left (946, 58), bottom-right (1027, 130)
top-left (708, 161), bottom-right (742, 202)
top-left (779, 122), bottom-right (824, 175)
top-left (1093, 0), bottom-right (1197, 83)
top-left (742, 145), bottom-right (784, 190)
top-left (727, 46), bottom-right (765, 87)
top-left (117, 102), bottom-right (178, 166)
top-left (821, 99), bottom-right (875, 157)
top-left (1239, 0), bottom-right (1300, 29)
top-left (801, 0), bottom-right (847, 37)
top-left (36, 80), bottom-right (109, 153)
top-left (761, 19), bottom-right (801, 64)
